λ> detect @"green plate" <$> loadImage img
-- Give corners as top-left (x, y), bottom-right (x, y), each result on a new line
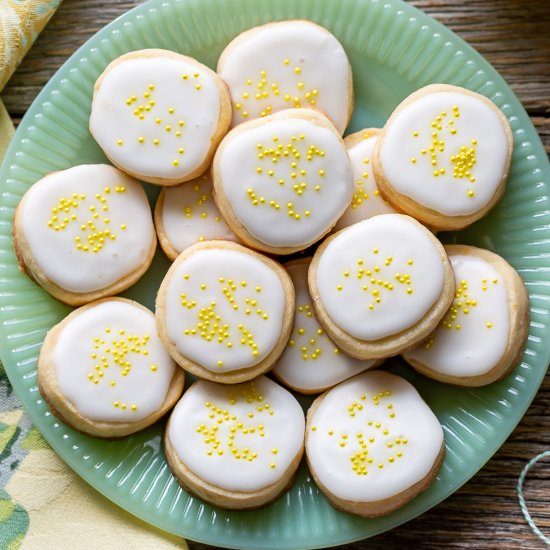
top-left (1, 0), bottom-right (549, 548)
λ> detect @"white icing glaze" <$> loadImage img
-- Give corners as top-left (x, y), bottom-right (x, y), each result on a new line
top-left (53, 300), bottom-right (176, 422)
top-left (20, 164), bottom-right (154, 293)
top-left (306, 370), bottom-right (443, 502)
top-left (159, 174), bottom-right (238, 254)
top-left (218, 112), bottom-right (353, 248)
top-left (334, 133), bottom-right (396, 231)
top-left (218, 21), bottom-right (351, 133)
top-left (403, 253), bottom-right (510, 376)
top-left (315, 215), bottom-right (445, 341)
top-left (379, 91), bottom-right (510, 216)
top-left (163, 248), bottom-right (286, 372)
top-left (273, 260), bottom-right (377, 392)
top-left (90, 54), bottom-right (222, 180)
top-left (168, 376), bottom-right (305, 492)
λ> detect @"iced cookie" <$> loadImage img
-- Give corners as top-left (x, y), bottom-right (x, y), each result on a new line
top-left (38, 298), bottom-right (184, 438)
top-left (333, 128), bottom-right (396, 232)
top-left (164, 376), bottom-right (305, 509)
top-left (13, 164), bottom-right (156, 306)
top-left (90, 49), bottom-right (231, 186)
top-left (373, 84), bottom-right (513, 231)
top-left (306, 370), bottom-right (445, 517)
top-left (154, 173), bottom-right (239, 261)
top-left (272, 259), bottom-right (381, 394)
top-left (309, 214), bottom-right (455, 359)
top-left (217, 20), bottom-right (353, 134)
top-left (212, 108), bottom-right (353, 254)
top-left (402, 245), bottom-right (529, 386)
top-left (156, 240), bottom-right (294, 383)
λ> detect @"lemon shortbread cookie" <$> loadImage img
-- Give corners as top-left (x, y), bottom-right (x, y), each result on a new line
top-left (373, 84), bottom-right (513, 231)
top-left (306, 370), bottom-right (445, 517)
top-left (154, 173), bottom-right (239, 261)
top-left (164, 376), bottom-right (305, 509)
top-left (217, 20), bottom-right (353, 134)
top-left (156, 240), bottom-right (294, 383)
top-left (273, 259), bottom-right (381, 394)
top-left (403, 245), bottom-right (529, 386)
top-left (90, 49), bottom-right (231, 186)
top-left (38, 298), bottom-right (184, 438)
top-left (309, 214), bottom-right (455, 359)
top-left (334, 128), bottom-right (396, 231)
top-left (212, 108), bottom-right (353, 254)
top-left (13, 164), bottom-right (156, 306)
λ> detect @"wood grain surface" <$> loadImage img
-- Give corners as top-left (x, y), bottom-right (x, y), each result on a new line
top-left (2, 1), bottom-right (549, 549)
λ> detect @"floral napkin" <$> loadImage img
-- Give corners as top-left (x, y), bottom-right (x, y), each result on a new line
top-left (0, 0), bottom-right (63, 162)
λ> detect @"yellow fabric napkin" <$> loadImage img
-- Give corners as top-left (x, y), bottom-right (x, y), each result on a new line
top-left (0, 3), bottom-right (189, 548)
top-left (0, 0), bottom-right (62, 90)
top-left (0, 0), bottom-right (63, 162)
top-left (0, 101), bottom-right (15, 161)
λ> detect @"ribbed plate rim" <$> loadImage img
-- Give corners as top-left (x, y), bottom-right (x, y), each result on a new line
top-left (0, 0), bottom-right (549, 548)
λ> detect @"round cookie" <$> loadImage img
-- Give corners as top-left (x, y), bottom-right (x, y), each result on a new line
top-left (90, 49), bottom-right (231, 186)
top-left (402, 245), bottom-right (529, 386)
top-left (309, 214), bottom-right (455, 359)
top-left (38, 297), bottom-right (184, 438)
top-left (217, 20), bottom-right (353, 134)
top-left (333, 128), bottom-right (397, 232)
top-left (212, 108), bottom-right (353, 254)
top-left (154, 173), bottom-right (239, 261)
top-left (272, 258), bottom-right (381, 394)
top-left (164, 375), bottom-right (305, 509)
top-left (306, 370), bottom-right (445, 517)
top-left (373, 84), bottom-right (513, 231)
top-left (13, 164), bottom-right (156, 306)
top-left (155, 240), bottom-right (294, 383)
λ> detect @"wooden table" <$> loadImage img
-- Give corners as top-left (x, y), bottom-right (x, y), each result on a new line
top-left (2, 1), bottom-right (549, 548)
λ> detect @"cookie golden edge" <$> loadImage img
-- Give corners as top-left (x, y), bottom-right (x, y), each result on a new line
top-left (154, 184), bottom-right (241, 262)
top-left (153, 188), bottom-right (183, 262)
top-left (12, 181), bottom-right (157, 307)
top-left (372, 84), bottom-right (513, 232)
top-left (403, 244), bottom-right (530, 387)
top-left (271, 257), bottom-right (385, 395)
top-left (305, 387), bottom-right (445, 517)
top-left (308, 215), bottom-right (456, 359)
top-left (163, 393), bottom-right (304, 510)
top-left (212, 108), bottom-right (352, 255)
top-left (90, 49), bottom-right (232, 187)
top-left (37, 297), bottom-right (185, 439)
top-left (155, 239), bottom-right (295, 383)
top-left (216, 19), bottom-right (354, 134)
top-left (342, 127), bottom-right (382, 149)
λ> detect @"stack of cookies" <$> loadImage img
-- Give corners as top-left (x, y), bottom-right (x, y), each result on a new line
top-left (13, 19), bottom-right (529, 517)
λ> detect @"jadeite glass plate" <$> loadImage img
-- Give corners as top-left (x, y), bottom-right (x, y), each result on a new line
top-left (1, 0), bottom-right (549, 548)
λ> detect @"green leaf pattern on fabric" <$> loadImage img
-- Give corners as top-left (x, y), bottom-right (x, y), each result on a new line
top-left (0, 490), bottom-right (30, 550)
top-left (0, 368), bottom-right (36, 544)
top-left (22, 426), bottom-right (49, 450)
